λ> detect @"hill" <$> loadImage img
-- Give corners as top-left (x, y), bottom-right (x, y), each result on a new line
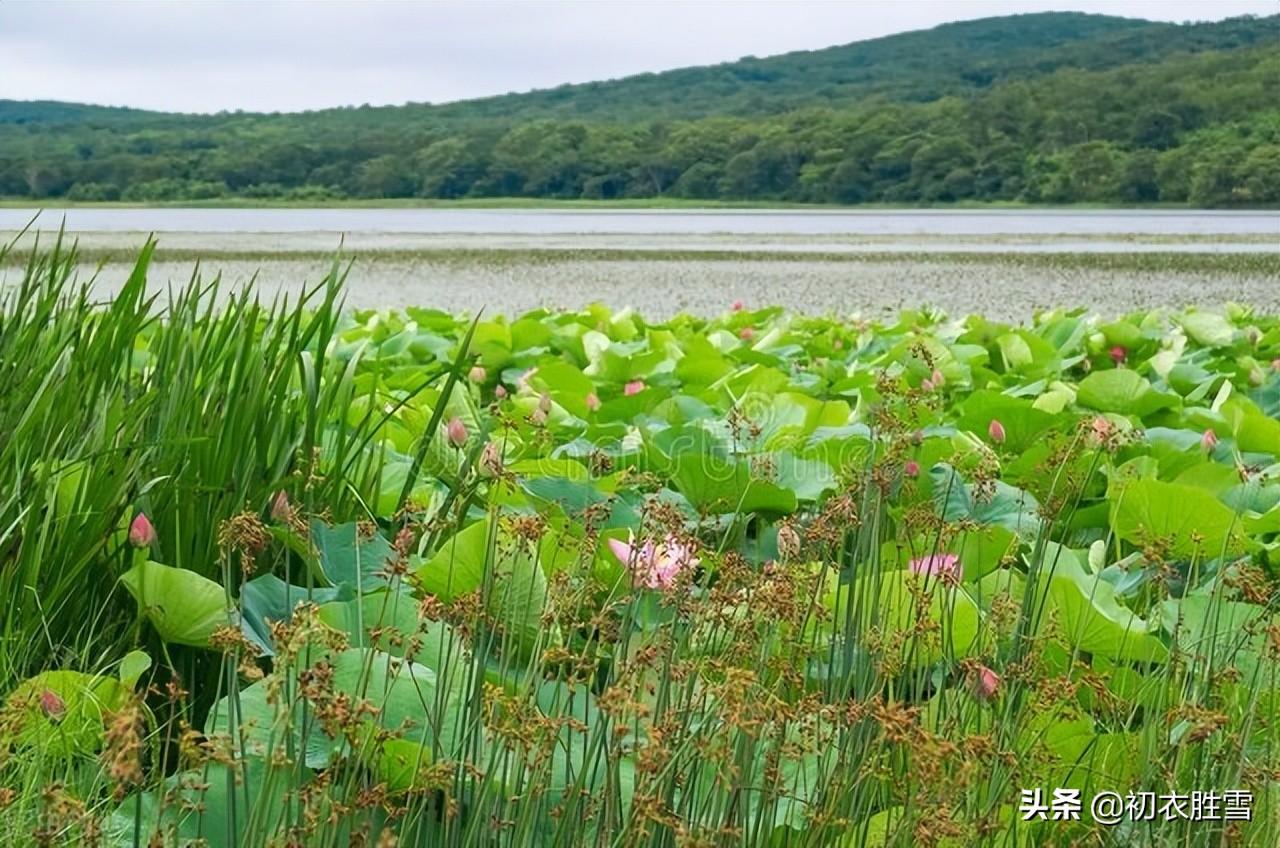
top-left (1, 12), bottom-right (1278, 206)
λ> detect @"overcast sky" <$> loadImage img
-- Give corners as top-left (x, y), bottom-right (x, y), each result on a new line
top-left (0, 1), bottom-right (1273, 114)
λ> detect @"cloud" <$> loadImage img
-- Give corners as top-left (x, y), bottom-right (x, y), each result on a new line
top-left (0, 0), bottom-right (1273, 113)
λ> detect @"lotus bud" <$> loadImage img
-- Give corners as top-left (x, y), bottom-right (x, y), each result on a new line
top-left (1201, 429), bottom-right (1219, 452)
top-left (494, 384), bottom-right (508, 399)
top-left (988, 419), bottom-right (1006, 445)
top-left (585, 392), bottom-right (601, 412)
top-left (1109, 345), bottom-right (1127, 365)
top-left (270, 490), bottom-right (292, 522)
top-left (930, 368), bottom-right (944, 388)
top-left (468, 365), bottom-right (487, 383)
top-left (39, 689), bottom-right (66, 719)
top-left (904, 460), bottom-right (920, 478)
top-left (446, 416), bottom-right (467, 448)
top-left (971, 665), bottom-right (1000, 701)
top-left (1090, 416), bottom-right (1112, 442)
top-left (739, 327), bottom-right (755, 341)
top-left (479, 441), bottom-right (503, 479)
top-left (776, 523), bottom-right (801, 562)
top-left (731, 300), bottom-right (745, 312)
top-left (129, 512), bottom-right (156, 548)
top-left (921, 377), bottom-right (935, 393)
top-left (910, 429), bottom-right (925, 445)
top-left (623, 380), bottom-right (645, 396)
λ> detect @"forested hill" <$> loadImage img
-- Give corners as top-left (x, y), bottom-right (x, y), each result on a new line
top-left (2, 12), bottom-right (1279, 206)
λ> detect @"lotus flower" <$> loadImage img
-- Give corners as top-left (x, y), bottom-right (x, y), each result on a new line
top-left (623, 380), bottom-right (645, 397)
top-left (446, 416), bottom-right (468, 448)
top-left (608, 532), bottom-right (698, 590)
top-left (129, 512), bottom-right (156, 548)
top-left (988, 419), bottom-right (1006, 444)
top-left (39, 689), bottom-right (65, 719)
top-left (904, 460), bottom-right (920, 478)
top-left (909, 553), bottom-right (959, 578)
top-left (585, 392), bottom-right (601, 412)
top-left (1090, 416), bottom-right (1112, 442)
top-left (930, 368), bottom-right (944, 388)
top-left (739, 327), bottom-right (755, 341)
top-left (494, 384), bottom-right (508, 399)
top-left (921, 377), bottom-right (936, 393)
top-left (468, 365), bottom-right (487, 383)
top-left (1109, 345), bottom-right (1127, 365)
top-left (270, 490), bottom-right (292, 522)
top-left (1201, 429), bottom-right (1219, 452)
top-left (971, 665), bottom-right (1000, 701)
top-left (731, 300), bottom-right (745, 312)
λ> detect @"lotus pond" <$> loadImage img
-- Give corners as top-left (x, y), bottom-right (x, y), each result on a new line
top-left (1, 240), bottom-right (1279, 847)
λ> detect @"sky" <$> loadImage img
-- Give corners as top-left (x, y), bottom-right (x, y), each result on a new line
top-left (0, 1), bottom-right (1274, 114)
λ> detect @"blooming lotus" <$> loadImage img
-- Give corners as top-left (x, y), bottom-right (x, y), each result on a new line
top-left (608, 532), bottom-right (698, 590)
top-left (129, 512), bottom-right (156, 548)
top-left (909, 553), bottom-right (959, 578)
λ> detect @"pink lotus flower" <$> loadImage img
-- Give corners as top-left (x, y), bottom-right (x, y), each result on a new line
top-left (494, 384), bottom-right (508, 399)
top-left (585, 392), bottom-right (601, 412)
top-left (909, 553), bottom-right (959, 578)
top-left (129, 512), bottom-right (156, 548)
top-left (1090, 416), bottom-right (1112, 443)
top-left (39, 689), bottom-right (65, 719)
top-left (904, 460), bottom-right (920, 478)
top-left (1109, 345), bottom-right (1127, 365)
top-left (731, 300), bottom-right (745, 312)
top-left (971, 665), bottom-right (1000, 701)
top-left (608, 532), bottom-right (698, 590)
top-left (446, 416), bottom-right (468, 448)
top-left (270, 490), bottom-right (292, 522)
top-left (739, 326), bottom-right (755, 341)
top-left (921, 377), bottom-right (935, 393)
top-left (930, 368), bottom-right (944, 388)
top-left (623, 380), bottom-right (645, 397)
top-left (988, 419), bottom-right (1006, 444)
top-left (1201, 429), bottom-right (1219, 452)
top-left (468, 365), bottom-right (487, 383)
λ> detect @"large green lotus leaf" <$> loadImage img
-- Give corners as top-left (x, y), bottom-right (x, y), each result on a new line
top-left (770, 452), bottom-right (838, 502)
top-left (1219, 395), bottom-right (1280, 456)
top-left (1109, 479), bottom-right (1247, 560)
top-left (1178, 311), bottom-right (1236, 348)
top-left (675, 336), bottom-right (733, 385)
top-left (238, 574), bottom-right (353, 656)
top-left (957, 390), bottom-right (1059, 453)
top-left (120, 560), bottom-right (228, 648)
top-left (831, 571), bottom-right (982, 669)
top-left (318, 588), bottom-right (467, 684)
top-left (413, 518), bottom-right (554, 659)
top-left (1159, 595), bottom-right (1274, 682)
top-left (671, 451), bottom-right (797, 515)
top-left (3, 671), bottom-right (126, 757)
top-left (311, 520), bottom-right (398, 591)
top-left (529, 360), bottom-right (595, 418)
top-left (1039, 568), bottom-right (1166, 663)
top-left (206, 678), bottom-right (340, 769)
top-left (931, 463), bottom-right (1042, 539)
top-left (1076, 369), bottom-right (1178, 417)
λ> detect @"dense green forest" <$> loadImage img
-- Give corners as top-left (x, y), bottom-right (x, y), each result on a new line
top-left (2, 12), bottom-right (1279, 206)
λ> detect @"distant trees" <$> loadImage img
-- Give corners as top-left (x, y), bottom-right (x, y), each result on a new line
top-left (0, 34), bottom-right (1277, 206)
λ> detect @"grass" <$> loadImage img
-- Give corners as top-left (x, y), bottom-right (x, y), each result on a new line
top-left (1, 237), bottom-right (1279, 846)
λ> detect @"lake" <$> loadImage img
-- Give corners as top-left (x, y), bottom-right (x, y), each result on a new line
top-left (3, 207), bottom-right (1278, 237)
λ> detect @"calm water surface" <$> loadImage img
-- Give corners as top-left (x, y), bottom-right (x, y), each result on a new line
top-left (3, 208), bottom-right (1277, 237)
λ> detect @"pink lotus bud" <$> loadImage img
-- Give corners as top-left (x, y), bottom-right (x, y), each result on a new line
top-left (623, 380), bottom-right (645, 397)
top-left (537, 392), bottom-right (552, 414)
top-left (1201, 429), bottom-right (1219, 452)
top-left (270, 490), bottom-right (292, 522)
top-left (585, 392), bottom-right (600, 412)
top-left (988, 419), bottom-right (1006, 445)
top-left (494, 384), bottom-right (508, 399)
top-left (39, 689), bottom-right (65, 719)
top-left (971, 666), bottom-right (1000, 701)
top-left (739, 327), bottom-right (755, 341)
top-left (1090, 416), bottom-right (1112, 442)
top-left (479, 442), bottom-right (503, 479)
top-left (921, 377), bottom-right (935, 393)
top-left (731, 300), bottom-right (744, 312)
top-left (468, 365), bottom-right (487, 383)
top-left (129, 512), bottom-right (156, 547)
top-left (1109, 346), bottom-right (1127, 365)
top-left (446, 416), bottom-right (467, 448)
top-left (930, 368), bottom-right (944, 387)
top-left (904, 460), bottom-right (920, 478)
